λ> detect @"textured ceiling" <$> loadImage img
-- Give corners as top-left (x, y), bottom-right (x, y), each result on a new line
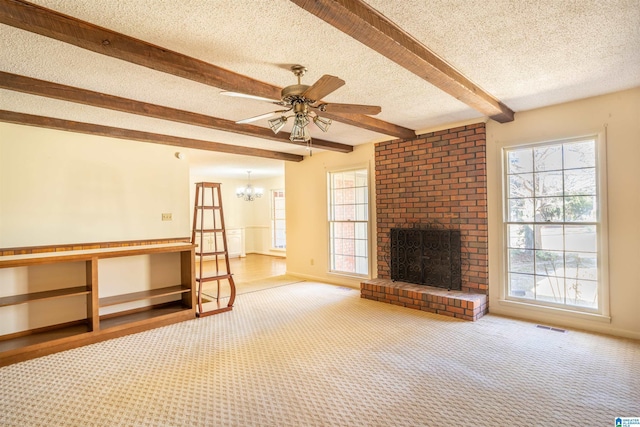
top-left (1, 0), bottom-right (639, 178)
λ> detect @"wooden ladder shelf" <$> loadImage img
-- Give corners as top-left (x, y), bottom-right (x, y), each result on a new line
top-left (191, 182), bottom-right (236, 317)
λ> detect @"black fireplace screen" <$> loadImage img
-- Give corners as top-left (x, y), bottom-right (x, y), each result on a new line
top-left (390, 228), bottom-right (462, 290)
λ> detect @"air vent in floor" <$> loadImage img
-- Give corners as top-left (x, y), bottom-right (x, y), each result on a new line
top-left (536, 324), bottom-right (567, 333)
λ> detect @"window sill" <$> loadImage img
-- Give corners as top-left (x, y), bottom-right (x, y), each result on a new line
top-left (496, 298), bottom-right (611, 323)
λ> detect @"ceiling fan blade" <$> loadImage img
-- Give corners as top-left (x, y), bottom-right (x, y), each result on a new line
top-left (302, 75), bottom-right (345, 101)
top-left (236, 111), bottom-right (276, 124)
top-left (317, 103), bottom-right (381, 115)
top-left (221, 91), bottom-right (281, 104)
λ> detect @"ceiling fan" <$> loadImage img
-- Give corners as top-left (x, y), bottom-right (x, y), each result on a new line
top-left (221, 65), bottom-right (382, 143)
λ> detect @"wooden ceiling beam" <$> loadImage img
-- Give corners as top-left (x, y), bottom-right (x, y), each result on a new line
top-left (0, 71), bottom-right (353, 153)
top-left (0, 0), bottom-right (280, 100)
top-left (0, 110), bottom-right (304, 162)
top-left (324, 111), bottom-right (414, 139)
top-left (0, 0), bottom-right (415, 139)
top-left (291, 0), bottom-right (515, 123)
top-left (319, 111), bottom-right (415, 139)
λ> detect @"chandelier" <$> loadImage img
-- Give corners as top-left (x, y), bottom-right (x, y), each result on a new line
top-left (236, 171), bottom-right (263, 202)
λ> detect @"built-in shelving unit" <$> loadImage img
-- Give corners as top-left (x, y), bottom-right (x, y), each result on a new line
top-left (0, 243), bottom-right (196, 367)
top-left (0, 286), bottom-right (91, 307)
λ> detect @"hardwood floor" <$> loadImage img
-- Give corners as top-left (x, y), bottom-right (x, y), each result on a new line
top-left (197, 254), bottom-right (286, 283)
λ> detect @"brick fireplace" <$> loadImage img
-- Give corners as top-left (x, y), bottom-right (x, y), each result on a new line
top-left (361, 123), bottom-right (489, 320)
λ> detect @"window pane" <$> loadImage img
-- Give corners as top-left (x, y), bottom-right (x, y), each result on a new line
top-left (565, 225), bottom-right (597, 252)
top-left (566, 279), bottom-right (598, 308)
top-left (333, 238), bottom-right (344, 254)
top-left (356, 204), bottom-right (367, 221)
top-left (535, 275), bottom-right (565, 304)
top-left (535, 171), bottom-right (563, 197)
top-left (356, 187), bottom-right (367, 204)
top-left (343, 238), bottom-right (354, 256)
top-left (564, 140), bottom-right (595, 169)
top-left (509, 273), bottom-right (535, 298)
top-left (508, 224), bottom-right (534, 249)
top-left (509, 198), bottom-right (534, 222)
top-left (345, 187), bottom-right (356, 204)
top-left (535, 225), bottom-right (564, 250)
top-left (509, 173), bottom-right (534, 198)
top-left (333, 172), bottom-right (351, 189)
top-left (509, 249), bottom-right (535, 274)
top-left (355, 222), bottom-right (367, 239)
top-left (534, 145), bottom-right (563, 171)
top-left (535, 197), bottom-right (563, 222)
top-left (535, 250), bottom-right (564, 276)
top-left (356, 257), bottom-right (368, 275)
top-left (565, 252), bottom-right (597, 280)
top-left (508, 149), bottom-right (533, 174)
top-left (564, 168), bottom-right (596, 195)
top-left (343, 171), bottom-right (355, 188)
top-left (347, 205), bottom-right (357, 221)
top-left (335, 222), bottom-right (354, 239)
top-left (565, 196), bottom-right (596, 222)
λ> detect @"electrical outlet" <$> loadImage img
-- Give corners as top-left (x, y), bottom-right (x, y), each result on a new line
top-left (161, 213), bottom-right (172, 221)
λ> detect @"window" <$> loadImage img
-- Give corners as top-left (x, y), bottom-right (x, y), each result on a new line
top-left (328, 168), bottom-right (369, 276)
top-left (503, 136), bottom-right (607, 313)
top-left (271, 189), bottom-right (286, 249)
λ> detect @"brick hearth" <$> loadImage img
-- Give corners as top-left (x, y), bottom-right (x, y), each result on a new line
top-left (361, 279), bottom-right (488, 321)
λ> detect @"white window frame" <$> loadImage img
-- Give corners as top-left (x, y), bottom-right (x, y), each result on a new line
top-left (499, 133), bottom-right (610, 320)
top-left (327, 166), bottom-right (371, 278)
top-left (271, 189), bottom-right (286, 250)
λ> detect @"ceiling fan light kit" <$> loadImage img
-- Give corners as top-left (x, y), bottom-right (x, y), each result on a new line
top-left (313, 115), bottom-right (332, 132)
top-left (222, 65), bottom-right (381, 146)
top-left (268, 116), bottom-right (287, 133)
top-left (290, 113), bottom-right (311, 143)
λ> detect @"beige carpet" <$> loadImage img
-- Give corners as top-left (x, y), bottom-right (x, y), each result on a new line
top-left (1, 282), bottom-right (639, 426)
top-left (202, 274), bottom-right (303, 301)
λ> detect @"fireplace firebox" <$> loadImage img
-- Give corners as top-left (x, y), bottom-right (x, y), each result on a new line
top-left (390, 228), bottom-right (462, 290)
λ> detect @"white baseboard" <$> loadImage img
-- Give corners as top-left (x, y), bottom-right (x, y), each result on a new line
top-left (490, 302), bottom-right (640, 340)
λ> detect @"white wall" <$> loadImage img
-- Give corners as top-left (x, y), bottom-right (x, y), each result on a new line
top-left (188, 173), bottom-right (285, 257)
top-left (0, 123), bottom-right (190, 247)
top-left (486, 87), bottom-right (640, 339)
top-left (285, 144), bottom-right (376, 288)
top-left (0, 123), bottom-right (191, 335)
